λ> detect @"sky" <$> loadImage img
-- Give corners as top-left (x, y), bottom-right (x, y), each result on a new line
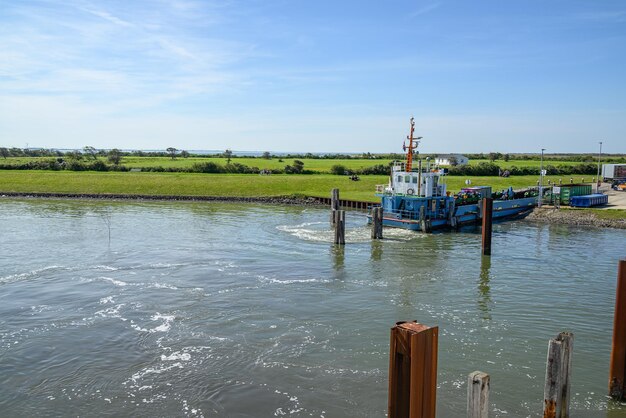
top-left (1, 0), bottom-right (625, 154)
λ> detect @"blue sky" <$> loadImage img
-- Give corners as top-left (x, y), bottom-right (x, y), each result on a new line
top-left (1, 0), bottom-right (625, 153)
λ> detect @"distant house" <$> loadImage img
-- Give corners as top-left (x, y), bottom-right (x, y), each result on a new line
top-left (434, 154), bottom-right (469, 166)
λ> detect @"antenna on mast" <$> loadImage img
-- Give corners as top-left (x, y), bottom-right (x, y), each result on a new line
top-left (403, 117), bottom-right (422, 171)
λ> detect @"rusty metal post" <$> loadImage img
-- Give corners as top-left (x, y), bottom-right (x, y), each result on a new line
top-left (481, 198), bottom-right (493, 256)
top-left (388, 321), bottom-right (438, 418)
top-left (543, 332), bottom-right (574, 418)
top-left (331, 188), bottom-right (340, 224)
top-left (610, 259), bottom-right (626, 399)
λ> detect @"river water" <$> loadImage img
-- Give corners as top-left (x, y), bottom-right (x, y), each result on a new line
top-left (0, 199), bottom-right (624, 417)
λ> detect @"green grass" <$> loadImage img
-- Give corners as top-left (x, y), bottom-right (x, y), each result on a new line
top-left (0, 170), bottom-right (578, 201)
top-left (0, 156), bottom-right (393, 172)
top-left (561, 207), bottom-right (626, 220)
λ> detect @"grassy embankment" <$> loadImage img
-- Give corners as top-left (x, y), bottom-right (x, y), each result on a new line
top-left (0, 170), bottom-right (574, 202)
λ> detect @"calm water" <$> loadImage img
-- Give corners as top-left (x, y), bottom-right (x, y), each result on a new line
top-left (1, 198), bottom-right (625, 417)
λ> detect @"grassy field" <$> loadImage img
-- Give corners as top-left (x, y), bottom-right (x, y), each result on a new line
top-left (0, 156), bottom-right (605, 172)
top-left (0, 170), bottom-right (573, 201)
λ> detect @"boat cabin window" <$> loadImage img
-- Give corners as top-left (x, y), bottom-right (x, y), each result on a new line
top-left (412, 176), bottom-right (418, 184)
top-left (397, 175), bottom-right (402, 183)
top-left (404, 175), bottom-right (410, 183)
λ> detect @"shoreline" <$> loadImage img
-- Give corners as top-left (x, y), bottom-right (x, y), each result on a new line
top-left (0, 191), bottom-right (327, 206)
top-left (3, 192), bottom-right (625, 229)
top-left (524, 207), bottom-right (626, 229)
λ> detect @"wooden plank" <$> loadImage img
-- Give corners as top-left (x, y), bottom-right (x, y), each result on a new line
top-left (371, 207), bottom-right (383, 239)
top-left (467, 371), bottom-right (490, 418)
top-left (334, 209), bottom-right (345, 245)
top-left (331, 188), bottom-right (339, 224)
top-left (543, 332), bottom-right (574, 418)
top-left (388, 321), bottom-right (438, 418)
top-left (610, 259), bottom-right (626, 399)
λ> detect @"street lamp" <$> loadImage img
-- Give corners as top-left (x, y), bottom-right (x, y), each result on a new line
top-left (596, 141), bottom-right (603, 190)
top-left (538, 148), bottom-right (546, 207)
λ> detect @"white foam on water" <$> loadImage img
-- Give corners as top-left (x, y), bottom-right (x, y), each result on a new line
top-left (149, 283), bottom-right (178, 290)
top-left (94, 304), bottom-right (125, 318)
top-left (99, 296), bottom-right (114, 304)
top-left (150, 313), bottom-right (175, 333)
top-left (263, 277), bottom-right (330, 285)
top-left (100, 277), bottom-right (128, 287)
top-left (93, 265), bottom-right (119, 271)
top-left (161, 351), bottom-right (191, 361)
top-left (0, 265), bottom-right (65, 284)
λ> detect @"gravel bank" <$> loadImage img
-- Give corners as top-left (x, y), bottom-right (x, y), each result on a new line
top-left (0, 191), bottom-right (325, 206)
top-left (525, 207), bottom-right (626, 229)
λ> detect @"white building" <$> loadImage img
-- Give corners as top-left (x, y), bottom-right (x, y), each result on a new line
top-left (434, 154), bottom-right (469, 166)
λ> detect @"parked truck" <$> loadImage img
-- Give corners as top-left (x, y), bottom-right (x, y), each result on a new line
top-left (602, 164), bottom-right (626, 181)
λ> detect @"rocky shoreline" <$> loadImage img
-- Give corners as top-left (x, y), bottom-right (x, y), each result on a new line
top-left (525, 207), bottom-right (626, 229)
top-left (0, 191), bottom-right (326, 206)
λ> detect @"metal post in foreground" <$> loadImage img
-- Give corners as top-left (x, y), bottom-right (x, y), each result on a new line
top-left (543, 332), bottom-right (574, 418)
top-left (331, 188), bottom-right (340, 224)
top-left (333, 209), bottom-right (345, 245)
top-left (371, 207), bottom-right (383, 239)
top-left (468, 371), bottom-right (490, 418)
top-left (388, 321), bottom-right (438, 418)
top-left (610, 259), bottom-right (626, 399)
top-left (481, 197), bottom-right (493, 256)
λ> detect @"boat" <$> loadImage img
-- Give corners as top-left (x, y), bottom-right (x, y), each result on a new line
top-left (368, 118), bottom-right (539, 231)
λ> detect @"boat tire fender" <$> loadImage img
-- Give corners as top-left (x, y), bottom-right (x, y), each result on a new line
top-left (407, 188), bottom-right (415, 195)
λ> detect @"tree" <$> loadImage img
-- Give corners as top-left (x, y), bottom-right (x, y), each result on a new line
top-left (180, 150), bottom-right (190, 158)
top-left (166, 147), bottom-right (178, 160)
top-left (67, 150), bottom-right (83, 161)
top-left (330, 164), bottom-right (347, 175)
top-left (285, 159), bottom-right (305, 174)
top-left (83, 146), bottom-right (98, 160)
top-left (107, 148), bottom-right (122, 165)
top-left (503, 153), bottom-right (510, 162)
top-left (223, 149), bottom-right (233, 164)
top-left (0, 147), bottom-right (8, 159)
top-left (448, 156), bottom-right (458, 166)
top-left (488, 152), bottom-right (498, 162)
top-left (262, 151), bottom-right (271, 160)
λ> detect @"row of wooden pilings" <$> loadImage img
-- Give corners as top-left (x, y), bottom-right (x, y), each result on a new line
top-left (388, 259), bottom-right (626, 418)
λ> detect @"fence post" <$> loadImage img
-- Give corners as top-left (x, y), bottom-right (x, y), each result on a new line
top-left (388, 321), bottom-right (438, 418)
top-left (334, 209), bottom-right (345, 245)
top-left (481, 197), bottom-right (493, 256)
top-left (372, 207), bottom-right (383, 239)
top-left (543, 332), bottom-right (574, 418)
top-left (331, 188), bottom-right (340, 224)
top-left (610, 259), bottom-right (626, 399)
top-left (468, 371), bottom-right (490, 418)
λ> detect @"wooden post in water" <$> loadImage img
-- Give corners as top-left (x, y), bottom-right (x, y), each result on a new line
top-left (543, 332), bottom-right (574, 418)
top-left (331, 188), bottom-right (340, 224)
top-left (334, 209), bottom-right (345, 245)
top-left (371, 207), bottom-right (383, 239)
top-left (467, 371), bottom-right (490, 418)
top-left (388, 321), bottom-right (438, 418)
top-left (609, 259), bottom-right (626, 399)
top-left (481, 197), bottom-right (493, 256)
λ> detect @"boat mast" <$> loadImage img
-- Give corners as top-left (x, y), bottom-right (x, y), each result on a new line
top-left (403, 117), bottom-right (421, 172)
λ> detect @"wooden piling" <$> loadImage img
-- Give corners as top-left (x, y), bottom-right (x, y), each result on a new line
top-left (468, 371), bottom-right (490, 418)
top-left (543, 332), bottom-right (574, 418)
top-left (481, 197), bottom-right (493, 256)
top-left (331, 189), bottom-right (340, 224)
top-left (609, 259), bottom-right (626, 399)
top-left (371, 207), bottom-right (383, 239)
top-left (388, 321), bottom-right (438, 418)
top-left (334, 209), bottom-right (345, 245)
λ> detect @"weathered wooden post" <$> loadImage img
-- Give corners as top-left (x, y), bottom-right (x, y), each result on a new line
top-left (468, 371), bottom-right (490, 418)
top-left (334, 209), bottom-right (345, 245)
top-left (388, 321), bottom-right (438, 418)
top-left (371, 207), bottom-right (383, 239)
top-left (543, 332), bottom-right (574, 418)
top-left (481, 197), bottom-right (493, 256)
top-left (609, 259), bottom-right (626, 399)
top-left (331, 188), bottom-right (340, 224)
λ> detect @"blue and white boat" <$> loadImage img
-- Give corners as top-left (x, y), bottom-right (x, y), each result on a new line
top-left (369, 118), bottom-right (538, 231)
